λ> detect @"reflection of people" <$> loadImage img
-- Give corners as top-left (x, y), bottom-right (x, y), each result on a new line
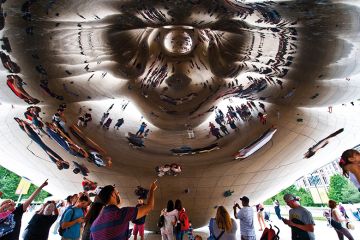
top-left (114, 118), bottom-right (124, 130)
top-left (304, 128), bottom-right (344, 159)
top-left (136, 122), bottom-right (147, 136)
top-left (6, 75), bottom-right (40, 104)
top-left (282, 193), bottom-right (315, 240)
top-left (187, 126), bottom-right (195, 139)
top-left (339, 149), bottom-right (360, 192)
top-left (14, 118), bottom-right (69, 170)
top-left (82, 177), bottom-right (97, 192)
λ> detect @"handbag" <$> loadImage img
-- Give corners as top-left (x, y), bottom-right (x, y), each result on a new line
top-left (346, 222), bottom-right (355, 230)
top-left (330, 210), bottom-right (342, 230)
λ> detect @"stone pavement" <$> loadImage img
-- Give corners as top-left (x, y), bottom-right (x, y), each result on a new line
top-left (128, 219), bottom-right (360, 240)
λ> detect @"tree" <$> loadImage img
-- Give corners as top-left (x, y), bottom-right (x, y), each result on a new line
top-left (297, 187), bottom-right (314, 206)
top-left (328, 174), bottom-right (349, 202)
top-left (0, 166), bottom-right (50, 202)
top-left (264, 184), bottom-right (315, 206)
top-left (341, 182), bottom-right (360, 203)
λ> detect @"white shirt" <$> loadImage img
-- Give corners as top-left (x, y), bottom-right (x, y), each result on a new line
top-left (161, 209), bottom-right (177, 235)
top-left (236, 207), bottom-right (256, 237)
top-left (212, 218), bottom-right (237, 240)
top-left (349, 172), bottom-right (360, 189)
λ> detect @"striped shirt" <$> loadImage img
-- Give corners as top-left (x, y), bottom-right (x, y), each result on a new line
top-left (90, 205), bottom-right (138, 240)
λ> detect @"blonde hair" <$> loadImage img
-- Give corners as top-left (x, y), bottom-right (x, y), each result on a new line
top-left (215, 206), bottom-right (232, 232)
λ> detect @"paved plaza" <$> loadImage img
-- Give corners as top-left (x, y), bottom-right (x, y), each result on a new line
top-left (19, 207), bottom-right (360, 240)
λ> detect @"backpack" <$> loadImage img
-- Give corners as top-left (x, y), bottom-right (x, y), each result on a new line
top-left (58, 207), bottom-right (75, 237)
top-left (157, 215), bottom-right (165, 228)
top-left (179, 210), bottom-right (189, 231)
top-left (0, 214), bottom-right (16, 237)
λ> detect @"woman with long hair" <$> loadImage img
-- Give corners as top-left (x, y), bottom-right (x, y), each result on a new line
top-left (161, 200), bottom-right (177, 240)
top-left (339, 149), bottom-right (360, 191)
top-left (81, 190), bottom-right (107, 240)
top-left (22, 201), bottom-right (59, 240)
top-left (174, 199), bottom-right (185, 240)
top-left (328, 200), bottom-right (354, 240)
top-left (256, 203), bottom-right (266, 231)
top-left (209, 206), bottom-right (237, 240)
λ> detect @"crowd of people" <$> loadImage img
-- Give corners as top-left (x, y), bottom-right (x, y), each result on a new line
top-left (208, 101), bottom-right (267, 140)
top-left (1, 169), bottom-right (360, 240)
top-left (0, 180), bottom-right (158, 240)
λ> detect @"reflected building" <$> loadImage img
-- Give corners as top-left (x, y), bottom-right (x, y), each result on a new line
top-left (296, 144), bottom-right (360, 204)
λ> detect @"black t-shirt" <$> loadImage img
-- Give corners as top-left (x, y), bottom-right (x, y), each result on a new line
top-left (132, 204), bottom-right (146, 225)
top-left (22, 213), bottom-right (58, 240)
top-left (1, 204), bottom-right (25, 240)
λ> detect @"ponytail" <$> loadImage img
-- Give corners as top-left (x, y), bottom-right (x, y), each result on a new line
top-left (339, 149), bottom-right (359, 178)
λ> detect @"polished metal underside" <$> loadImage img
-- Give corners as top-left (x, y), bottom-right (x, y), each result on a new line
top-left (1, 0), bottom-right (360, 230)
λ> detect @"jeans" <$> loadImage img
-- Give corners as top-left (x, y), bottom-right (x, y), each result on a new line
top-left (274, 206), bottom-right (282, 220)
top-left (241, 236), bottom-right (256, 240)
top-left (175, 230), bottom-right (185, 240)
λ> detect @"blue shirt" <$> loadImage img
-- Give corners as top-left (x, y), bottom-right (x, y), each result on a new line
top-left (62, 207), bottom-right (84, 239)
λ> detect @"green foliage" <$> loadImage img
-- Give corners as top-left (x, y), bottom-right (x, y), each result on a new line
top-left (328, 174), bottom-right (360, 203)
top-left (328, 174), bottom-right (348, 202)
top-left (0, 166), bottom-right (50, 202)
top-left (297, 187), bottom-right (314, 206)
top-left (341, 182), bottom-right (360, 203)
top-left (265, 174), bottom-right (360, 207)
top-left (264, 184), bottom-right (315, 207)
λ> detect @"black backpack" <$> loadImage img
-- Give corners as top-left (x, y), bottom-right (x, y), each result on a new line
top-left (157, 215), bottom-right (165, 228)
top-left (58, 207), bottom-right (75, 237)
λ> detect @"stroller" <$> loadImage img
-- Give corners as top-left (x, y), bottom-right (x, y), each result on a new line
top-left (260, 224), bottom-right (280, 240)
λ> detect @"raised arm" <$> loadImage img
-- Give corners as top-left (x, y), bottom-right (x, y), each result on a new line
top-left (136, 181), bottom-right (158, 219)
top-left (233, 204), bottom-right (239, 219)
top-left (23, 179), bottom-right (48, 211)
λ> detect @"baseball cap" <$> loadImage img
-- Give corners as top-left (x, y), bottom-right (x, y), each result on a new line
top-left (283, 193), bottom-right (298, 202)
top-left (240, 196), bottom-right (249, 203)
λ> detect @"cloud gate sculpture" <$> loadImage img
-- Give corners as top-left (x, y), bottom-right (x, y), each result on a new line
top-left (1, 0), bottom-right (360, 230)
